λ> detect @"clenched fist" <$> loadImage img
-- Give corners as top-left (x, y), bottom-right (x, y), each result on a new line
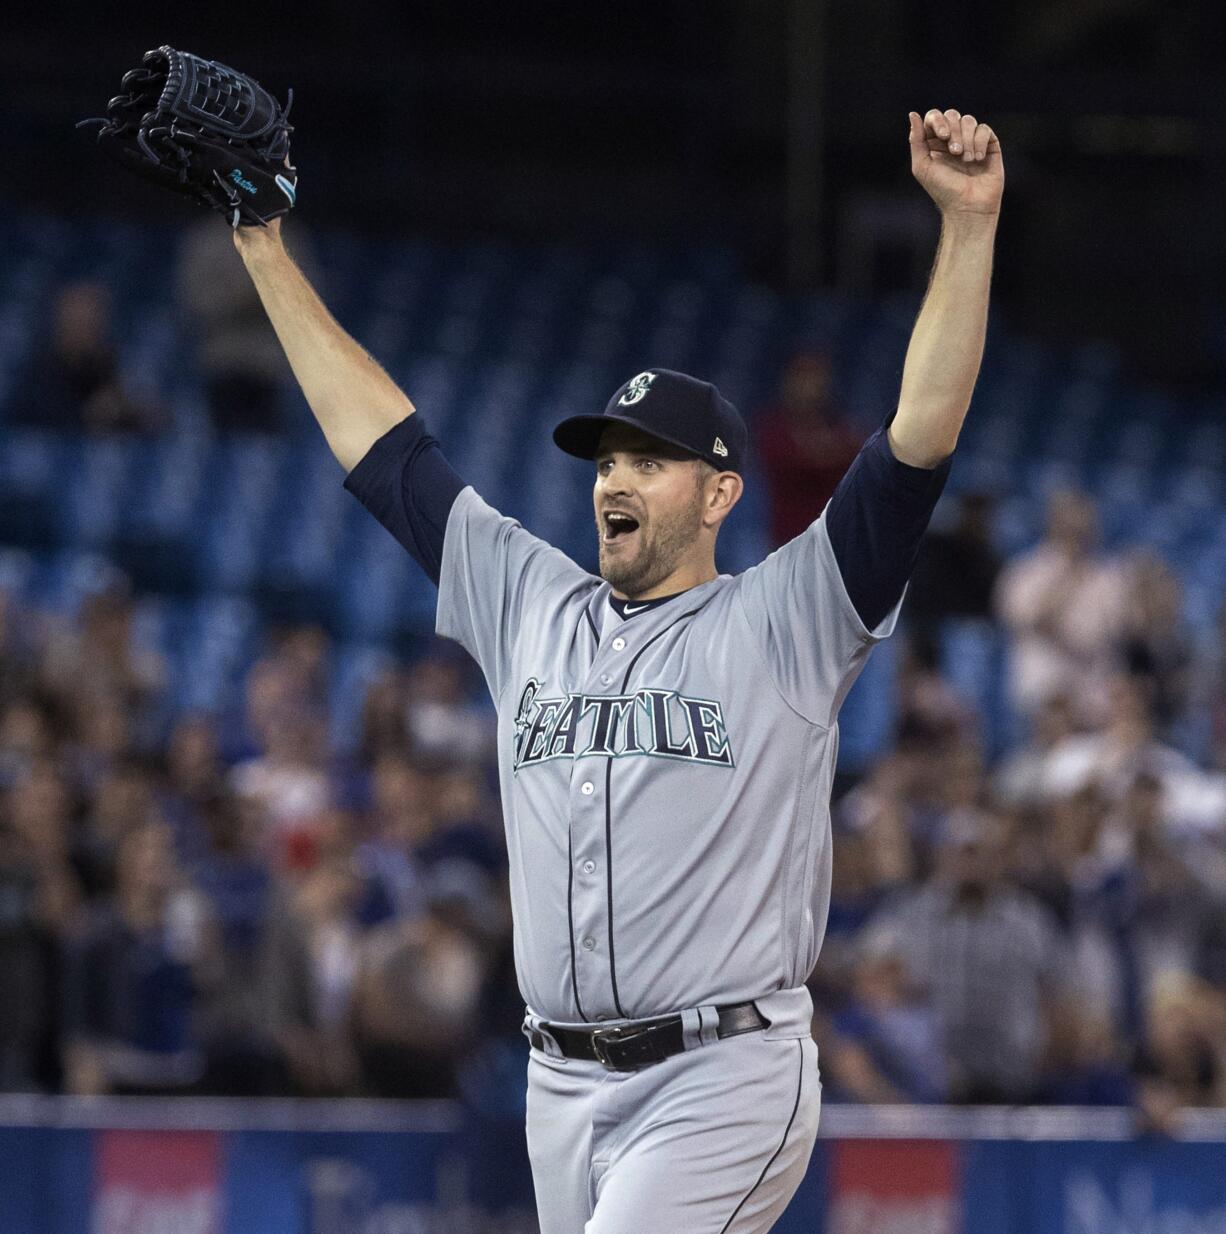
top-left (909, 109), bottom-right (1003, 219)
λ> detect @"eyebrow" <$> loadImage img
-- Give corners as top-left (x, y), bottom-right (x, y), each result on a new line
top-left (595, 443), bottom-right (690, 463)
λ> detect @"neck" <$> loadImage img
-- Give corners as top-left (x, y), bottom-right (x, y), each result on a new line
top-left (613, 558), bottom-right (718, 602)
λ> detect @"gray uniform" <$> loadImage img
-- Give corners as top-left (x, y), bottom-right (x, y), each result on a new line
top-left (437, 484), bottom-right (899, 1232)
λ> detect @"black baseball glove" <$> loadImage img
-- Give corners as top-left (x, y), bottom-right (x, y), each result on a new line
top-left (80, 45), bottom-right (297, 228)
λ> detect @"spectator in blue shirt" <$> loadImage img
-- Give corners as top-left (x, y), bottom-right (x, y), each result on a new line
top-left (62, 821), bottom-right (217, 1094)
top-left (826, 927), bottom-right (946, 1104)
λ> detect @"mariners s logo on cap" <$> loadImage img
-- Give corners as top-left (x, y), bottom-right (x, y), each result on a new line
top-left (618, 372), bottom-right (657, 406)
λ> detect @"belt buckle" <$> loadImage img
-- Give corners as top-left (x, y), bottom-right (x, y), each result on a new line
top-left (590, 1025), bottom-right (641, 1071)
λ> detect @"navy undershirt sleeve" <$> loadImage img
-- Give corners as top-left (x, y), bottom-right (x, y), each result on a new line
top-left (824, 422), bottom-right (953, 631)
top-left (342, 414), bottom-right (466, 585)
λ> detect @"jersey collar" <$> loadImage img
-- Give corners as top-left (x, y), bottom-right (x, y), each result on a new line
top-left (607, 589), bottom-right (688, 621)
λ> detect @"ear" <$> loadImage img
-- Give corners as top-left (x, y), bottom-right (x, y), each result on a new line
top-left (703, 470), bottom-right (743, 529)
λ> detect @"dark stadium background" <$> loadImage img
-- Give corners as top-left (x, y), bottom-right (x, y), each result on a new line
top-left (2, 4), bottom-right (1226, 1233)
top-left (5, 0), bottom-right (1224, 385)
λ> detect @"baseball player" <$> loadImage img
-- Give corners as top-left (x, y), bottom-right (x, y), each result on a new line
top-left (230, 108), bottom-right (1003, 1232)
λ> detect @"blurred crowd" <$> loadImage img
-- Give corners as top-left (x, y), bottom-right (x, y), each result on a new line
top-left (9, 219), bottom-right (313, 436)
top-left (3, 276), bottom-right (1226, 1128)
top-left (0, 588), bottom-right (515, 1100)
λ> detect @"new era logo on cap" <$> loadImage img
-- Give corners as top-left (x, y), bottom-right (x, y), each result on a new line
top-left (713, 437), bottom-right (728, 457)
top-left (618, 372), bottom-right (657, 406)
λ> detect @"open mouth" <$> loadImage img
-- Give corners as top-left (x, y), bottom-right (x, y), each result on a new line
top-left (602, 512), bottom-right (641, 544)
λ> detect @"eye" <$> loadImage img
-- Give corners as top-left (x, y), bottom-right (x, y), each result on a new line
top-left (637, 459), bottom-right (659, 472)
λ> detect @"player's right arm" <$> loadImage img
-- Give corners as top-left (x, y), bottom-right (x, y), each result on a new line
top-left (233, 222), bottom-right (587, 696)
top-left (233, 219), bottom-right (412, 472)
top-left (232, 217), bottom-right (468, 587)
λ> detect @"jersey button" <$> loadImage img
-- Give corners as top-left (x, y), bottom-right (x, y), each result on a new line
top-left (582, 936), bottom-right (596, 950)
top-left (580, 781), bottom-right (594, 795)
top-left (611, 636), bottom-right (626, 651)
top-left (582, 860), bottom-right (596, 874)
top-left (600, 674), bottom-right (613, 686)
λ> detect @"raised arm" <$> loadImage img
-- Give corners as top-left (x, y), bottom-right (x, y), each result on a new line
top-left (233, 219), bottom-right (413, 471)
top-left (888, 108), bottom-right (1004, 469)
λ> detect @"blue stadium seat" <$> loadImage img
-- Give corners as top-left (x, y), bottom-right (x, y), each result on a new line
top-left (0, 548), bottom-right (36, 597)
top-left (940, 618), bottom-right (1008, 758)
top-left (993, 494), bottom-right (1043, 558)
top-left (329, 642), bottom-right (397, 753)
top-left (197, 438), bottom-right (286, 592)
top-left (0, 430), bottom-right (73, 548)
top-left (38, 549), bottom-right (127, 615)
top-left (172, 596), bottom-right (260, 715)
top-left (59, 437), bottom-right (141, 549)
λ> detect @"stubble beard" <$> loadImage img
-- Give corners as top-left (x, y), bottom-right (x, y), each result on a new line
top-left (598, 489), bottom-right (704, 597)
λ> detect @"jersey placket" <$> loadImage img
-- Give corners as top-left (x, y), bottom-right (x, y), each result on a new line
top-left (566, 623), bottom-right (634, 1022)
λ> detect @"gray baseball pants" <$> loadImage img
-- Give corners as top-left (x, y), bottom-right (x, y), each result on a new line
top-left (525, 1031), bottom-right (820, 1233)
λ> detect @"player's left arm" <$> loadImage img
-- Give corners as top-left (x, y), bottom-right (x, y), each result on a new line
top-left (888, 108), bottom-right (1003, 468)
top-left (821, 109), bottom-right (1002, 633)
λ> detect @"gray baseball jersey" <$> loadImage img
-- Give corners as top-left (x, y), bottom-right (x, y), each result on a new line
top-left (437, 484), bottom-right (897, 1026)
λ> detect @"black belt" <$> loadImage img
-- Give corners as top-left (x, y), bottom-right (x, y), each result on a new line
top-left (531, 1001), bottom-right (767, 1072)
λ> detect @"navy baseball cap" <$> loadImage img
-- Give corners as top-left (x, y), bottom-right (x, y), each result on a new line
top-left (553, 368), bottom-right (748, 473)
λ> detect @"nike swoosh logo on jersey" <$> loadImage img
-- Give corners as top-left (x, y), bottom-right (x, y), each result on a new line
top-left (623, 604), bottom-right (648, 614)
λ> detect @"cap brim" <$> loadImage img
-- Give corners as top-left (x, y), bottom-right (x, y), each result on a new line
top-left (552, 413), bottom-right (707, 463)
top-left (552, 414), bottom-right (616, 460)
